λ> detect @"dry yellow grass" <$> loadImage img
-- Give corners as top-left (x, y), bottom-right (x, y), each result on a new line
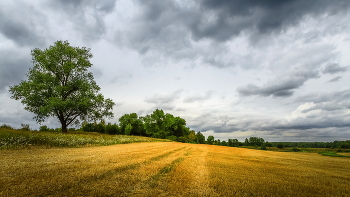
top-left (1, 142), bottom-right (350, 196)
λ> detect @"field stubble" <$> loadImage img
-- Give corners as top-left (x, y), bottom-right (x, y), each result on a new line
top-left (1, 142), bottom-right (350, 196)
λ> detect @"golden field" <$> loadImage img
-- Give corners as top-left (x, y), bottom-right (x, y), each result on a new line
top-left (1, 142), bottom-right (350, 196)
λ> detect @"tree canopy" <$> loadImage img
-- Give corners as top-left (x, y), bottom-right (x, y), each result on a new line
top-left (9, 40), bottom-right (115, 133)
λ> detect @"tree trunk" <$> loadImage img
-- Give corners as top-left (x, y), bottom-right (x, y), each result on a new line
top-left (61, 120), bottom-right (68, 133)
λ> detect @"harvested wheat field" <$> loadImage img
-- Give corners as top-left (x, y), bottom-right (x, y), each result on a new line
top-left (1, 142), bottom-right (350, 197)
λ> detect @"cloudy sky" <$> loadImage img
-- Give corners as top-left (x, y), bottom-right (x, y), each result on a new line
top-left (1, 0), bottom-right (350, 142)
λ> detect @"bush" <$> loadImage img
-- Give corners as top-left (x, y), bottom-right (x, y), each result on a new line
top-left (105, 124), bottom-right (120, 135)
top-left (177, 136), bottom-right (189, 143)
top-left (166, 135), bottom-right (178, 141)
top-left (82, 123), bottom-right (95, 132)
top-left (261, 143), bottom-right (267, 150)
top-left (265, 142), bottom-right (273, 147)
top-left (0, 124), bottom-right (14, 130)
top-left (94, 123), bottom-right (105, 133)
top-left (277, 143), bottom-right (284, 149)
top-left (20, 124), bottom-right (30, 131)
top-left (39, 125), bottom-right (50, 131)
top-left (292, 147), bottom-right (301, 152)
top-left (68, 128), bottom-right (76, 131)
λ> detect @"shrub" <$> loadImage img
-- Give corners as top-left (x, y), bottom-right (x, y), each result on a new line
top-left (82, 123), bottom-right (95, 132)
top-left (68, 128), bottom-right (76, 131)
top-left (39, 125), bottom-right (50, 131)
top-left (261, 143), bottom-right (267, 150)
top-left (292, 147), bottom-right (301, 152)
top-left (105, 124), bottom-right (120, 135)
top-left (265, 142), bottom-right (273, 147)
top-left (166, 135), bottom-right (178, 141)
top-left (177, 136), bottom-right (189, 143)
top-left (20, 124), bottom-right (30, 131)
top-left (277, 143), bottom-right (284, 149)
top-left (0, 124), bottom-right (14, 130)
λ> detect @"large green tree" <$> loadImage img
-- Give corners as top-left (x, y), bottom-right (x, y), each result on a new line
top-left (118, 113), bottom-right (144, 135)
top-left (9, 40), bottom-right (115, 133)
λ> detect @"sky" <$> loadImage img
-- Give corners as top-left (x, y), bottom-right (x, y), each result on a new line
top-left (1, 0), bottom-right (350, 142)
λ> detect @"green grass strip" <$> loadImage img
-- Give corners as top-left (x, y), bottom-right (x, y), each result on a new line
top-left (319, 152), bottom-right (350, 158)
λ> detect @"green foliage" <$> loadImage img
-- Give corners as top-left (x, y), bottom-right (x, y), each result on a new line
top-left (119, 113), bottom-right (144, 136)
top-left (277, 143), bottom-right (284, 149)
top-left (261, 143), bottom-right (267, 150)
top-left (319, 152), bottom-right (350, 158)
top-left (142, 109), bottom-right (188, 139)
top-left (196, 132), bottom-right (205, 144)
top-left (221, 141), bottom-right (228, 146)
top-left (94, 123), bottom-right (105, 134)
top-left (105, 123), bottom-right (120, 135)
top-left (0, 124), bottom-right (14, 130)
top-left (39, 125), bottom-right (50, 131)
top-left (0, 128), bottom-right (168, 150)
top-left (292, 147), bottom-right (301, 152)
top-left (9, 40), bottom-right (115, 133)
top-left (228, 139), bottom-right (240, 147)
top-left (246, 137), bottom-right (265, 146)
top-left (20, 124), bottom-right (30, 131)
top-left (177, 136), bottom-right (189, 143)
top-left (187, 130), bottom-right (196, 143)
top-left (166, 135), bottom-right (178, 141)
top-left (265, 141), bottom-right (273, 147)
top-left (207, 135), bottom-right (214, 145)
top-left (82, 123), bottom-right (95, 132)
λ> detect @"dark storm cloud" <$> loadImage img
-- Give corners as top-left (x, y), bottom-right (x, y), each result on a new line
top-left (322, 63), bottom-right (349, 74)
top-left (195, 0), bottom-right (350, 42)
top-left (327, 76), bottom-right (342, 83)
top-left (131, 0), bottom-right (350, 44)
top-left (0, 3), bottom-right (47, 47)
top-left (237, 71), bottom-right (319, 97)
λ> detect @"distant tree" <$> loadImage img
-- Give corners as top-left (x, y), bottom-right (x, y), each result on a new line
top-left (20, 124), bottom-right (30, 131)
top-left (119, 113), bottom-right (144, 136)
top-left (105, 123), bottom-right (120, 135)
top-left (187, 130), bottom-right (196, 143)
top-left (244, 138), bottom-right (249, 146)
top-left (196, 131), bottom-right (205, 144)
top-left (265, 141), bottom-right (273, 147)
top-left (207, 135), bottom-right (215, 145)
top-left (248, 137), bottom-right (265, 146)
top-left (9, 40), bottom-right (115, 133)
top-left (261, 143), bottom-right (267, 150)
top-left (221, 141), bottom-right (228, 146)
top-left (0, 124), bottom-right (14, 130)
top-left (39, 125), bottom-right (50, 131)
top-left (277, 143), bottom-right (284, 149)
top-left (228, 139), bottom-right (240, 147)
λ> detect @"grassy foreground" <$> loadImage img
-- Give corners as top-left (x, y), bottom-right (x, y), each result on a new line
top-left (0, 129), bottom-right (168, 150)
top-left (1, 142), bottom-right (350, 196)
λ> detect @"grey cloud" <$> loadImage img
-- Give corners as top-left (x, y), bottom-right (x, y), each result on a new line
top-left (46, 0), bottom-right (117, 41)
top-left (194, 0), bottom-right (350, 42)
top-left (327, 76), bottom-right (342, 83)
top-left (237, 71), bottom-right (319, 97)
top-left (183, 91), bottom-right (213, 103)
top-left (301, 102), bottom-right (345, 113)
top-left (296, 89), bottom-right (350, 103)
top-left (0, 3), bottom-right (47, 47)
top-left (144, 90), bottom-right (183, 110)
top-left (322, 63), bottom-right (349, 74)
top-left (0, 50), bottom-right (31, 93)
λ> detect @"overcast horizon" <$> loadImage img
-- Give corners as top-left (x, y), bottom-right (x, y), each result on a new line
top-left (1, 0), bottom-right (350, 142)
